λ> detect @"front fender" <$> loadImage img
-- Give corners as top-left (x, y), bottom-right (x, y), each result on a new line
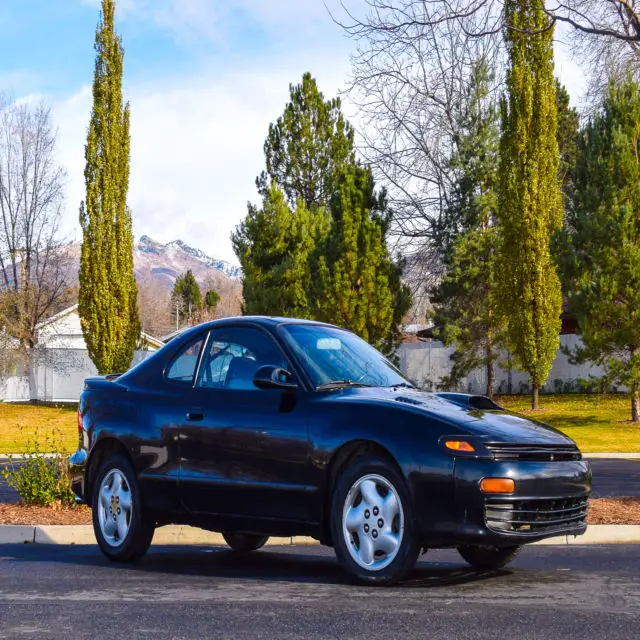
top-left (308, 397), bottom-right (466, 532)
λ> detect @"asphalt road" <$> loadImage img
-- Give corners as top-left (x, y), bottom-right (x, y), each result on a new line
top-left (0, 544), bottom-right (638, 639)
top-left (1, 457), bottom-right (639, 502)
top-left (588, 458), bottom-right (640, 497)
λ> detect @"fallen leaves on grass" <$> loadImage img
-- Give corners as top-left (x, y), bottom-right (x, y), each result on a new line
top-left (587, 497), bottom-right (640, 525)
top-left (0, 503), bottom-right (92, 525)
top-left (517, 409), bottom-right (550, 415)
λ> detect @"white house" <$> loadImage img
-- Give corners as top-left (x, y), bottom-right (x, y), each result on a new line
top-left (1, 305), bottom-right (162, 403)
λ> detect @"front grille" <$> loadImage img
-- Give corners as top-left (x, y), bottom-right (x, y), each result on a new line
top-left (485, 497), bottom-right (588, 534)
top-left (485, 443), bottom-right (582, 462)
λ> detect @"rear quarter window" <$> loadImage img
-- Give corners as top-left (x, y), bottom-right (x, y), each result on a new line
top-left (166, 336), bottom-right (206, 384)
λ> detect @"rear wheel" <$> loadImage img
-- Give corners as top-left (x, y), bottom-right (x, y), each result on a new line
top-left (222, 531), bottom-right (269, 552)
top-left (92, 454), bottom-right (154, 562)
top-left (330, 456), bottom-right (420, 586)
top-left (457, 544), bottom-right (521, 570)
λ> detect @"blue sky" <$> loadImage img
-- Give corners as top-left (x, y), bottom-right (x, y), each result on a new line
top-left (0, 1), bottom-right (585, 263)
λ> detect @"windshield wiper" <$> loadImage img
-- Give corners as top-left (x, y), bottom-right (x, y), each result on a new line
top-left (316, 380), bottom-right (374, 390)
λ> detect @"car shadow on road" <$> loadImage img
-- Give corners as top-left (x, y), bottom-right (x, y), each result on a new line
top-left (3, 543), bottom-right (511, 589)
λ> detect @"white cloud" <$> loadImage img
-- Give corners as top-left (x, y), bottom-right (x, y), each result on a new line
top-left (53, 59), bottom-right (351, 263)
top-left (56, 0), bottom-right (585, 268)
top-left (81, 0), bottom-right (340, 48)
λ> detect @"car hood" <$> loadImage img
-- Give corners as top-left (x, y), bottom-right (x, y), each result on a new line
top-left (332, 387), bottom-right (575, 446)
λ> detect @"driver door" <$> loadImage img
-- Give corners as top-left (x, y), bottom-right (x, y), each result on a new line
top-left (179, 326), bottom-right (312, 521)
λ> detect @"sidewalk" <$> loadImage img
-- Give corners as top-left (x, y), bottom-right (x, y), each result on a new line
top-left (1, 523), bottom-right (639, 546)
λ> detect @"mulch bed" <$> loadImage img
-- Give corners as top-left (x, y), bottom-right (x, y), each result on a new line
top-left (0, 498), bottom-right (639, 526)
top-left (0, 503), bottom-right (92, 525)
top-left (587, 497), bottom-right (640, 525)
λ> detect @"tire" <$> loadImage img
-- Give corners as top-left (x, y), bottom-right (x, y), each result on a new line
top-left (457, 544), bottom-right (521, 570)
top-left (330, 455), bottom-right (420, 586)
top-left (92, 453), bottom-right (154, 562)
top-left (222, 531), bottom-right (269, 552)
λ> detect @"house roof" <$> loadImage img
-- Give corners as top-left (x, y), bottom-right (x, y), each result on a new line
top-left (35, 304), bottom-right (80, 330)
top-left (35, 304), bottom-right (163, 350)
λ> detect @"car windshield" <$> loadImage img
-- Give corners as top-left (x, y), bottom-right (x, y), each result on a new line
top-left (281, 324), bottom-right (410, 389)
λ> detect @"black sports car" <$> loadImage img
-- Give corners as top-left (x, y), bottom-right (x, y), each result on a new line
top-left (69, 316), bottom-right (591, 585)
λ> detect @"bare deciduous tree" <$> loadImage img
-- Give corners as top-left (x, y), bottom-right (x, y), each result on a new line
top-left (0, 98), bottom-right (72, 359)
top-left (136, 270), bottom-right (173, 339)
top-left (333, 0), bottom-right (640, 312)
top-left (336, 1), bottom-right (640, 103)
top-left (333, 1), bottom-right (503, 310)
top-left (200, 273), bottom-right (242, 320)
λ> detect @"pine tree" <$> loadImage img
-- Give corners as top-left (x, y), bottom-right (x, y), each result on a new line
top-left (560, 78), bottom-right (640, 422)
top-left (232, 182), bottom-right (330, 317)
top-left (234, 74), bottom-right (410, 348)
top-left (204, 289), bottom-right (220, 312)
top-left (314, 165), bottom-right (397, 351)
top-left (256, 73), bottom-right (355, 209)
top-left (78, 0), bottom-right (139, 374)
top-left (431, 59), bottom-right (505, 396)
top-left (172, 270), bottom-right (203, 326)
top-left (497, 0), bottom-right (563, 409)
top-left (556, 80), bottom-right (580, 192)
top-left (434, 229), bottom-right (503, 397)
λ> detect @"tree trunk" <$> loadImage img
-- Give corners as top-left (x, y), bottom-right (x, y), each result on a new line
top-left (632, 386), bottom-right (640, 423)
top-left (486, 341), bottom-right (494, 399)
top-left (532, 382), bottom-right (539, 410)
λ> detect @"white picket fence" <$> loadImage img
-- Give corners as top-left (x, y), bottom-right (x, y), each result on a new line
top-left (0, 348), bottom-right (153, 403)
top-left (0, 336), bottom-right (612, 403)
top-left (398, 334), bottom-right (610, 394)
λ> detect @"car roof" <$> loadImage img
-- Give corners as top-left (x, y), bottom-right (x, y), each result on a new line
top-left (174, 315), bottom-right (339, 337)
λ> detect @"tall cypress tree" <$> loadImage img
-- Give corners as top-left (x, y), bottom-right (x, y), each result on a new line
top-left (497, 0), bottom-right (563, 409)
top-left (79, 0), bottom-right (139, 374)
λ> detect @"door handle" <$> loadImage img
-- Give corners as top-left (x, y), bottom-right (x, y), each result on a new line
top-left (186, 411), bottom-right (204, 422)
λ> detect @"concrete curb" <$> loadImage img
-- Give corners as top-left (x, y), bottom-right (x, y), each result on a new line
top-left (0, 524), bottom-right (637, 546)
top-left (583, 453), bottom-right (640, 459)
top-left (0, 524), bottom-right (319, 546)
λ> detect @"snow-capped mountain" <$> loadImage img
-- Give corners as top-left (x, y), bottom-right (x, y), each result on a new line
top-left (165, 239), bottom-right (241, 279)
top-left (135, 235), bottom-right (241, 286)
top-left (62, 235), bottom-right (242, 293)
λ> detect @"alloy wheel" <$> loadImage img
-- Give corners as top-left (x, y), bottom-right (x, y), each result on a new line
top-left (97, 468), bottom-right (133, 547)
top-left (341, 473), bottom-right (404, 571)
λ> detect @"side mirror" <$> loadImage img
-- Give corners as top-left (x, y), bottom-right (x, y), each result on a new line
top-left (253, 365), bottom-right (298, 391)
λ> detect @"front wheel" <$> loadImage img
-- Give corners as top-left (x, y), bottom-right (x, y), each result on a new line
top-left (92, 454), bottom-right (154, 562)
top-left (330, 456), bottom-right (420, 586)
top-left (457, 545), bottom-right (521, 570)
top-left (222, 531), bottom-right (269, 552)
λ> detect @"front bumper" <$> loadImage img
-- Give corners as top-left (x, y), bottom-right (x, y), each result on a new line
top-left (68, 449), bottom-right (88, 504)
top-left (455, 458), bottom-right (591, 544)
top-left (418, 458), bottom-right (591, 547)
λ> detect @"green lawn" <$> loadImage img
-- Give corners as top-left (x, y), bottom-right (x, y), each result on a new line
top-left (0, 394), bottom-right (639, 454)
top-left (0, 403), bottom-right (78, 454)
top-left (496, 394), bottom-right (640, 452)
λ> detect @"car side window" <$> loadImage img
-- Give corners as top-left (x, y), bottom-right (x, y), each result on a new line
top-left (166, 335), bottom-right (206, 384)
top-left (197, 327), bottom-right (290, 390)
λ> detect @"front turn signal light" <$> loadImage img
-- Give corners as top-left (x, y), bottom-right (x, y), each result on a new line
top-left (480, 478), bottom-right (515, 494)
top-left (445, 440), bottom-right (475, 452)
